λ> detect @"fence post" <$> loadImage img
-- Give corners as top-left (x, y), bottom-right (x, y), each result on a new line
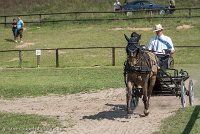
top-left (112, 47), bottom-right (115, 66)
top-left (189, 8), bottom-right (191, 18)
top-left (37, 55), bottom-right (40, 67)
top-left (19, 50), bottom-right (22, 68)
top-left (4, 16), bottom-right (7, 27)
top-left (39, 14), bottom-right (42, 23)
top-left (36, 49), bottom-right (41, 68)
top-left (56, 48), bottom-right (59, 67)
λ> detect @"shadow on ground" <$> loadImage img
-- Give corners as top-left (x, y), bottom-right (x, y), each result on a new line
top-left (5, 39), bottom-right (14, 42)
top-left (82, 103), bottom-right (127, 120)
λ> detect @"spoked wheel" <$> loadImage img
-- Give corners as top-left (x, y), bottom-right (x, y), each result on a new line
top-left (181, 80), bottom-right (186, 108)
top-left (188, 80), bottom-right (194, 106)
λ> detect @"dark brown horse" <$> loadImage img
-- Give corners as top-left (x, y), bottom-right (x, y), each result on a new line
top-left (124, 32), bottom-right (159, 118)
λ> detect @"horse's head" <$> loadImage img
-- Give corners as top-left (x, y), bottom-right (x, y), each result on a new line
top-left (124, 32), bottom-right (142, 66)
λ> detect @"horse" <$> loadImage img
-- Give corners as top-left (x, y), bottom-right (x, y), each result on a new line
top-left (123, 32), bottom-right (159, 118)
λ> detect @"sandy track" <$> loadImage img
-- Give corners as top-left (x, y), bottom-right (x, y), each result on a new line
top-left (0, 88), bottom-right (198, 134)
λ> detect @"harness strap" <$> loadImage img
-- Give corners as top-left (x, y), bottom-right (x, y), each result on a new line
top-left (123, 60), bottom-right (128, 87)
top-left (157, 37), bottom-right (172, 49)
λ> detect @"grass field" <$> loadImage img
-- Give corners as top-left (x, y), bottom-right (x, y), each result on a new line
top-left (0, 0), bottom-right (199, 15)
top-left (155, 106), bottom-right (200, 134)
top-left (0, 64), bottom-right (199, 99)
top-left (0, 112), bottom-right (62, 134)
top-left (0, 67), bottom-right (124, 98)
top-left (0, 18), bottom-right (200, 68)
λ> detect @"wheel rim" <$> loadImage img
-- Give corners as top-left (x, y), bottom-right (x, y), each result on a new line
top-left (189, 80), bottom-right (194, 106)
top-left (181, 80), bottom-right (186, 108)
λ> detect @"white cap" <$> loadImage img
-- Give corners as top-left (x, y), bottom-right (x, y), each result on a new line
top-left (154, 24), bottom-right (164, 31)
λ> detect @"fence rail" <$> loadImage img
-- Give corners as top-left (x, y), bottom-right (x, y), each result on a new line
top-left (0, 46), bottom-right (200, 68)
top-left (0, 7), bottom-right (200, 26)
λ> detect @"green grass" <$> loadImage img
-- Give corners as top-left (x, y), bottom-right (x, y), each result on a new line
top-left (0, 18), bottom-right (200, 68)
top-left (0, 67), bottom-right (124, 98)
top-left (0, 0), bottom-right (199, 16)
top-left (0, 112), bottom-right (62, 134)
top-left (155, 106), bottom-right (200, 134)
top-left (0, 64), bottom-right (199, 99)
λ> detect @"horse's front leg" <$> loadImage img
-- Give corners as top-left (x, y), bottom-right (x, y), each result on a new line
top-left (142, 79), bottom-right (149, 116)
top-left (126, 81), bottom-right (133, 116)
top-left (146, 75), bottom-right (157, 113)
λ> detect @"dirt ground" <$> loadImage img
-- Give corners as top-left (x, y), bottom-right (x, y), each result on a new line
top-left (109, 24), bottom-right (193, 31)
top-left (0, 88), bottom-right (198, 134)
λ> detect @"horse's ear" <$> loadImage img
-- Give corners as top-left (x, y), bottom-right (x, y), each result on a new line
top-left (124, 34), bottom-right (130, 42)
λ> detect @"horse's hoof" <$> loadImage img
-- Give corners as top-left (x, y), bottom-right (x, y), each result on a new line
top-left (144, 112), bottom-right (149, 116)
top-left (126, 114), bottom-right (131, 119)
top-left (144, 109), bottom-right (149, 116)
top-left (127, 109), bottom-right (133, 114)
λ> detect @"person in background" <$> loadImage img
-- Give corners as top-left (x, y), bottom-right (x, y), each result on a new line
top-left (16, 16), bottom-right (24, 43)
top-left (113, 0), bottom-right (122, 11)
top-left (169, 0), bottom-right (175, 13)
top-left (11, 18), bottom-right (17, 42)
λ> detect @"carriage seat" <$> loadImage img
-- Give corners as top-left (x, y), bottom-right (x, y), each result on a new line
top-left (156, 54), bottom-right (173, 70)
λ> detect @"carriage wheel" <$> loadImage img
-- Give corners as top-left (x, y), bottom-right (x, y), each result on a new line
top-left (188, 80), bottom-right (194, 106)
top-left (181, 80), bottom-right (186, 108)
top-left (130, 95), bottom-right (139, 111)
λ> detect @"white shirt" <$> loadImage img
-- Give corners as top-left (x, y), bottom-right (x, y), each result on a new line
top-left (114, 1), bottom-right (121, 10)
top-left (147, 34), bottom-right (174, 54)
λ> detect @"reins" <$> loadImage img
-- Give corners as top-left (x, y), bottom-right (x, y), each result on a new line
top-left (123, 44), bottom-right (153, 86)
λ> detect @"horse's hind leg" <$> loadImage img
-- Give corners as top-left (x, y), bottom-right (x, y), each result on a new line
top-left (144, 75), bottom-right (157, 116)
top-left (148, 75), bottom-right (157, 104)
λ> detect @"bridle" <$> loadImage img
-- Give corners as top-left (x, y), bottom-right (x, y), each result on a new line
top-left (126, 42), bottom-right (149, 68)
top-left (124, 42), bottom-right (152, 86)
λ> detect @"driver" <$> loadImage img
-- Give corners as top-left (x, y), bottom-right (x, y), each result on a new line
top-left (147, 24), bottom-right (175, 55)
top-left (147, 24), bottom-right (175, 69)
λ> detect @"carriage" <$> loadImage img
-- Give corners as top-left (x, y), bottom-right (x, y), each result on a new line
top-left (123, 32), bottom-right (194, 117)
top-left (152, 52), bottom-right (194, 108)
